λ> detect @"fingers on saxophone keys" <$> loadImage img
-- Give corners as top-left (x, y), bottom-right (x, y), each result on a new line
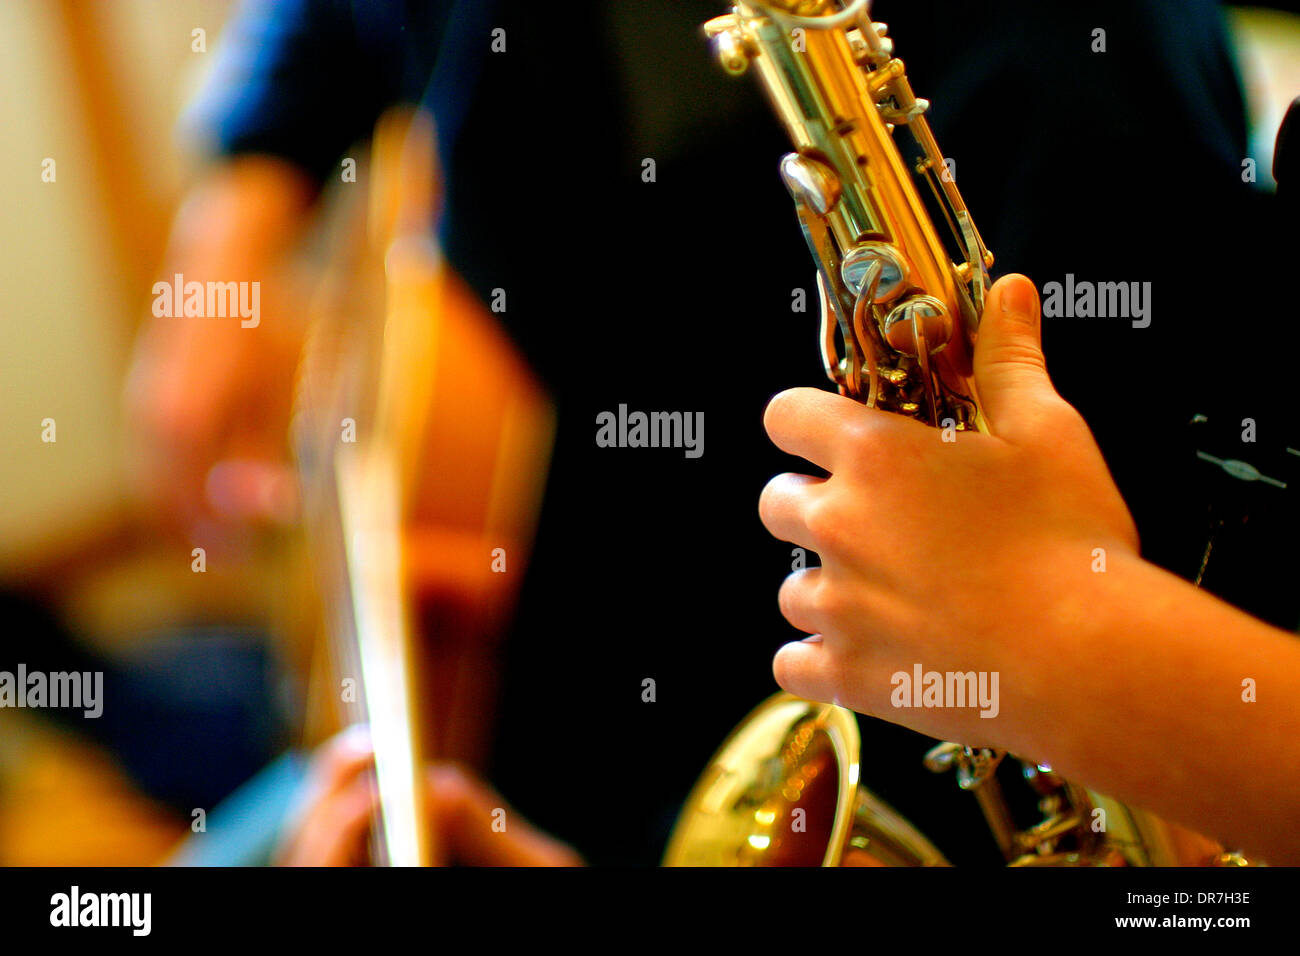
top-left (764, 387), bottom-right (868, 473)
top-left (759, 472), bottom-right (827, 549)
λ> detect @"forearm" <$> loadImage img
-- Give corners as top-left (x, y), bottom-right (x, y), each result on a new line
top-left (125, 155), bottom-right (318, 527)
top-left (167, 155), bottom-right (316, 273)
top-left (1015, 549), bottom-right (1300, 864)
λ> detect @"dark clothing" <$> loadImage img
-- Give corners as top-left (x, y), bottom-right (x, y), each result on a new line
top-left (190, 0), bottom-right (1295, 864)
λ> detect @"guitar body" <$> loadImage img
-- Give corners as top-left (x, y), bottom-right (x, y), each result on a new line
top-left (293, 107), bottom-right (553, 864)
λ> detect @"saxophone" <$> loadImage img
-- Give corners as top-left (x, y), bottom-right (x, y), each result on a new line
top-left (665, 0), bottom-right (1247, 867)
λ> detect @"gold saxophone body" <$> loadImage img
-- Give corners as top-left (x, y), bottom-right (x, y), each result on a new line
top-left (666, 0), bottom-right (1247, 867)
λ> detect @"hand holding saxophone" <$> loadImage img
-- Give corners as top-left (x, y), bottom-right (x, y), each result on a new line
top-left (760, 274), bottom-right (1300, 864)
top-left (761, 273), bottom-right (1137, 743)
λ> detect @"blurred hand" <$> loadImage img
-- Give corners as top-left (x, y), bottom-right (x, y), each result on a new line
top-left (274, 726), bottom-right (583, 867)
top-left (123, 158), bottom-right (314, 538)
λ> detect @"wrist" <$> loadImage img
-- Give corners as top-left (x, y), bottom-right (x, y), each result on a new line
top-left (1012, 546), bottom-right (1300, 860)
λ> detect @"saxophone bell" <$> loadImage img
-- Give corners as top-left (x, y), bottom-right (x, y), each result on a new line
top-left (664, 693), bottom-right (949, 867)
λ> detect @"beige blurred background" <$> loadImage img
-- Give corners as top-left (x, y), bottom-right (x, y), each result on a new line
top-left (0, 1), bottom-right (251, 865)
top-left (0, 0), bottom-right (233, 575)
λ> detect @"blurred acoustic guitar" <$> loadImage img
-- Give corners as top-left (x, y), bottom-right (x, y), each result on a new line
top-left (291, 107), bottom-right (554, 865)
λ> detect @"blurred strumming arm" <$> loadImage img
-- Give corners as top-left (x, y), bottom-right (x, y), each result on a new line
top-left (124, 156), bottom-right (316, 533)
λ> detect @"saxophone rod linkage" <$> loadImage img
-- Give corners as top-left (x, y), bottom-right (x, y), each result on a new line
top-left (745, 0), bottom-right (873, 32)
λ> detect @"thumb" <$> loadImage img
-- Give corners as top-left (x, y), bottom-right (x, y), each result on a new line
top-left (973, 274), bottom-right (1059, 441)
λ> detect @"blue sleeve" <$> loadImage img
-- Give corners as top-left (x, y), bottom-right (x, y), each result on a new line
top-left (183, 0), bottom-right (455, 186)
top-left (165, 751), bottom-right (310, 867)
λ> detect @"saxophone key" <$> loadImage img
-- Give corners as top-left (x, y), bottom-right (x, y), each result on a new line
top-left (779, 153), bottom-right (842, 215)
top-left (882, 295), bottom-right (953, 356)
top-left (841, 242), bottom-right (910, 302)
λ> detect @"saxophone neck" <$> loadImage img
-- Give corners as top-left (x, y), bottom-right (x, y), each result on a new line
top-left (707, 1), bottom-right (991, 429)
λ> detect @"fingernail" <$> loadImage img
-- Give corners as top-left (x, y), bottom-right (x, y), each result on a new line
top-left (1000, 276), bottom-right (1039, 318)
top-left (801, 634), bottom-right (823, 644)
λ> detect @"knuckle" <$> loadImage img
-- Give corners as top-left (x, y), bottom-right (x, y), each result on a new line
top-left (757, 474), bottom-right (783, 513)
top-left (763, 390), bottom-right (797, 434)
top-left (771, 645), bottom-right (802, 692)
top-left (809, 578), bottom-right (842, 621)
top-left (839, 417), bottom-right (884, 473)
top-left (842, 414), bottom-right (874, 447)
top-left (777, 570), bottom-right (811, 621)
top-left (802, 495), bottom-right (843, 551)
top-left (760, 473), bottom-right (811, 529)
top-left (757, 476), bottom-right (788, 529)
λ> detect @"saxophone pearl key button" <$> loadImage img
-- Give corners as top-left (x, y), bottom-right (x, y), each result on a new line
top-left (882, 295), bottom-right (953, 356)
top-left (841, 242), bottom-right (910, 302)
top-left (779, 153), bottom-right (842, 216)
